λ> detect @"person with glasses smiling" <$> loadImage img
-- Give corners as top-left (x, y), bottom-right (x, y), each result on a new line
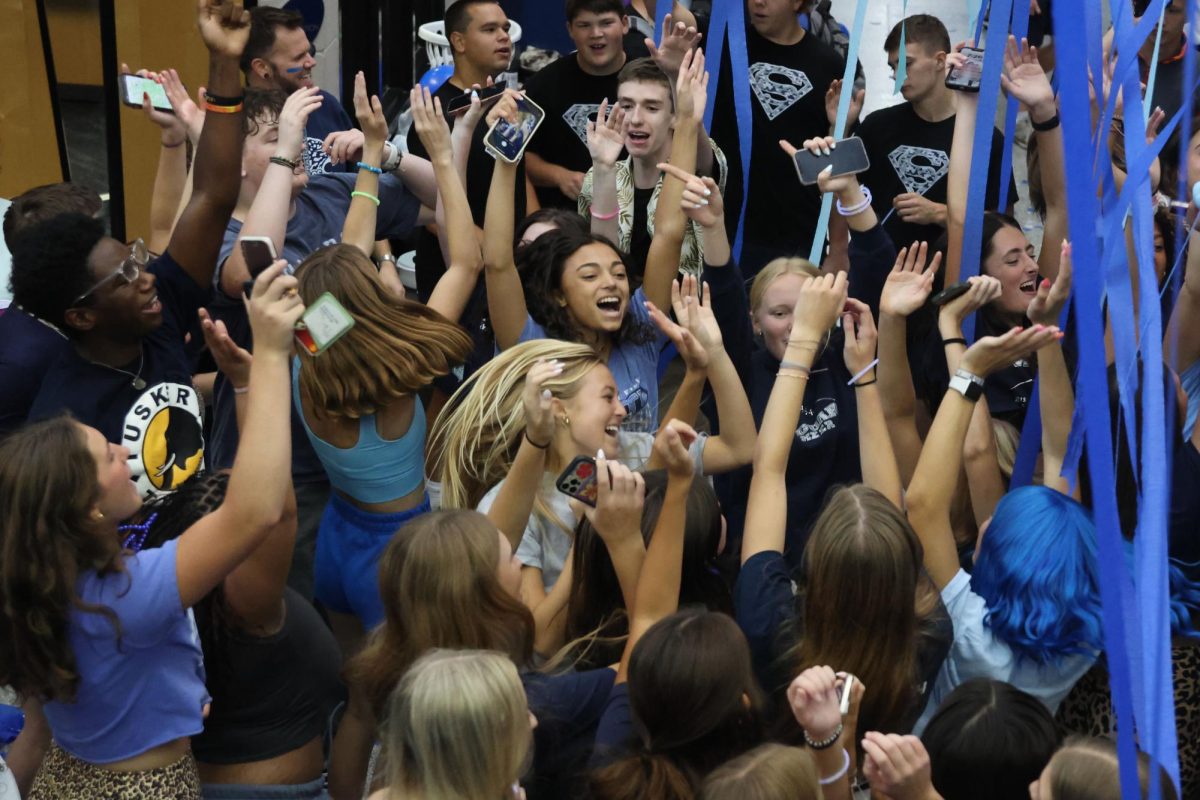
top-left (9, 0), bottom-right (252, 499)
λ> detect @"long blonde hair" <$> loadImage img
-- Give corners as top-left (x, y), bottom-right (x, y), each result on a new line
top-left (293, 244), bottom-right (472, 420)
top-left (428, 339), bottom-right (603, 515)
top-left (748, 258), bottom-right (821, 316)
top-left (382, 649), bottom-right (532, 800)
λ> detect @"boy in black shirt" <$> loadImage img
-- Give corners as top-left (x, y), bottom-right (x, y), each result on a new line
top-left (709, 0), bottom-right (846, 276)
top-left (856, 14), bottom-right (1016, 249)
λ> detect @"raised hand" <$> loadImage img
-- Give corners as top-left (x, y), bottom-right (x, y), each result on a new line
top-left (645, 296), bottom-right (708, 370)
top-left (160, 69), bottom-right (205, 146)
top-left (999, 35), bottom-right (1055, 121)
top-left (959, 324), bottom-right (1062, 378)
top-left (122, 64), bottom-right (187, 146)
top-left (653, 420), bottom-right (698, 480)
top-left (791, 271), bottom-right (850, 343)
top-left (196, 0), bottom-right (251, 60)
top-left (862, 732), bottom-right (938, 800)
top-left (779, 136), bottom-right (860, 196)
top-left (940, 274), bottom-right (1002, 327)
top-left (586, 98), bottom-right (626, 168)
top-left (246, 261), bottom-right (305, 355)
top-left (646, 13), bottom-right (702, 77)
top-left (673, 274), bottom-right (724, 359)
top-left (353, 71), bottom-right (388, 149)
top-left (1027, 240), bottom-right (1072, 327)
top-left (673, 47), bottom-right (709, 125)
top-left (787, 666), bottom-right (844, 742)
top-left (825, 78), bottom-right (864, 131)
top-left (880, 242), bottom-right (941, 318)
top-left (583, 451), bottom-right (646, 542)
top-left (522, 359), bottom-right (563, 448)
top-left (842, 297), bottom-right (878, 378)
top-left (198, 307), bottom-right (252, 388)
top-left (410, 85), bottom-right (452, 161)
top-left (276, 87), bottom-right (324, 162)
top-left (659, 162), bottom-right (724, 228)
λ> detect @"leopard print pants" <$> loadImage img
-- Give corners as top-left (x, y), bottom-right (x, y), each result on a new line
top-left (29, 743), bottom-right (201, 799)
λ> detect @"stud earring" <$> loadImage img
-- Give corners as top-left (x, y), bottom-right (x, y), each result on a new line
top-left (558, 414), bottom-right (571, 427)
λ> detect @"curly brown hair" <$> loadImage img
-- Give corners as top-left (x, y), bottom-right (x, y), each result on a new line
top-left (0, 416), bottom-right (124, 701)
top-left (294, 244), bottom-right (473, 421)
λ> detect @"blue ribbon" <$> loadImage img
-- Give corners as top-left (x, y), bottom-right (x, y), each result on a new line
top-left (654, 0), bottom-right (671, 48)
top-left (894, 2), bottom-right (908, 95)
top-left (996, 1), bottom-right (1029, 211)
top-left (703, 4), bottom-right (753, 262)
top-left (806, 0), bottom-right (870, 264)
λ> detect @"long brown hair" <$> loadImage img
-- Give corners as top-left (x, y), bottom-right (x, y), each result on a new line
top-left (0, 417), bottom-right (123, 701)
top-left (294, 244), bottom-right (472, 420)
top-left (345, 511), bottom-right (534, 719)
top-left (789, 485), bottom-right (941, 736)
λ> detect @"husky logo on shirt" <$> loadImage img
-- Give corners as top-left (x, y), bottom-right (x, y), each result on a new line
top-left (563, 103), bottom-right (602, 144)
top-left (887, 145), bottom-right (949, 197)
top-left (749, 63), bottom-right (814, 120)
top-left (303, 136), bottom-right (333, 176)
top-left (795, 397), bottom-right (838, 443)
top-left (620, 381), bottom-right (654, 434)
top-left (123, 383), bottom-right (205, 496)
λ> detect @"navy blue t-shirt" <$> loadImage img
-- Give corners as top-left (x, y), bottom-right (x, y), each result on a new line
top-left (522, 667), bottom-right (615, 800)
top-left (207, 173), bottom-right (422, 483)
top-left (302, 89), bottom-right (355, 176)
top-left (0, 307), bottom-right (70, 435)
top-left (1171, 440), bottom-right (1200, 579)
top-left (28, 252), bottom-right (210, 496)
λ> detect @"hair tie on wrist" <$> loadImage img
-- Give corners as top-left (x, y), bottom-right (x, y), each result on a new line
top-left (852, 377), bottom-right (877, 388)
top-left (590, 206), bottom-right (619, 221)
top-left (942, 337), bottom-right (968, 347)
top-left (847, 358), bottom-right (879, 386)
top-left (779, 361), bottom-right (811, 376)
top-left (524, 430), bottom-right (550, 449)
top-left (351, 191), bottom-right (381, 206)
top-left (356, 161), bottom-right (383, 175)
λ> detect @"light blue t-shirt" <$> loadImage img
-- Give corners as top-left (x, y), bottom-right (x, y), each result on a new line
top-left (42, 539), bottom-right (209, 763)
top-left (517, 287), bottom-right (666, 434)
top-left (913, 568), bottom-right (1097, 734)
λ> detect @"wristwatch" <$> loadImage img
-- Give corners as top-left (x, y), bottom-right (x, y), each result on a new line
top-left (377, 253), bottom-right (397, 270)
top-left (948, 368), bottom-right (985, 402)
top-left (381, 141), bottom-right (403, 172)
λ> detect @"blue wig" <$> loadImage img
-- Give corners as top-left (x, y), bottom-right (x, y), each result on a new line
top-left (972, 486), bottom-right (1104, 666)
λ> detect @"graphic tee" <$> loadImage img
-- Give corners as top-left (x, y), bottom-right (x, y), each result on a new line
top-left (28, 252), bottom-right (210, 496)
top-left (302, 89), bottom-right (355, 175)
top-left (523, 55), bottom-right (621, 208)
top-left (857, 101), bottom-right (1017, 249)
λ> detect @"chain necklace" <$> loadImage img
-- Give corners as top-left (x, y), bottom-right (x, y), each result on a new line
top-left (87, 345), bottom-right (147, 391)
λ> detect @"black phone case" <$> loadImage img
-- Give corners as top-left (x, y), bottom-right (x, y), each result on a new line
top-left (945, 49), bottom-right (985, 92)
top-left (931, 282), bottom-right (972, 306)
top-left (792, 136), bottom-right (871, 186)
top-left (447, 85), bottom-right (506, 114)
top-left (555, 455), bottom-right (599, 507)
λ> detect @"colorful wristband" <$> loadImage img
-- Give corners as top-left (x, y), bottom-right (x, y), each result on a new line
top-left (351, 191), bottom-right (381, 206)
top-left (590, 206), bottom-right (619, 221)
top-left (356, 161), bottom-right (383, 175)
top-left (203, 101), bottom-right (244, 115)
top-left (202, 92), bottom-right (244, 106)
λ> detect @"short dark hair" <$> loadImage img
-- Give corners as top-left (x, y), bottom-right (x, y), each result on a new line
top-left (4, 183), bottom-right (102, 249)
top-left (445, 0), bottom-right (500, 37)
top-left (617, 57), bottom-right (674, 110)
top-left (242, 88), bottom-right (289, 137)
top-left (922, 679), bottom-right (1060, 800)
top-left (565, 0), bottom-right (625, 23)
top-left (242, 6), bottom-right (306, 75)
top-left (884, 14), bottom-right (951, 56)
top-left (9, 213), bottom-right (107, 329)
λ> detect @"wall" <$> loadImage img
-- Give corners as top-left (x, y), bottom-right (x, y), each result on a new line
top-left (0, 0), bottom-right (65, 198)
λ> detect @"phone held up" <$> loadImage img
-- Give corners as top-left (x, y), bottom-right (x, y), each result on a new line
top-left (945, 47), bottom-right (984, 92)
top-left (792, 136), bottom-right (871, 186)
top-left (556, 456), bottom-right (600, 507)
top-left (485, 95), bottom-right (546, 164)
top-left (446, 84), bottom-right (506, 115)
top-left (119, 74), bottom-right (173, 113)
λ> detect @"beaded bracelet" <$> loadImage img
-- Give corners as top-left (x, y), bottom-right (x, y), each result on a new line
top-left (804, 722), bottom-right (843, 751)
top-left (356, 161), bottom-right (383, 175)
top-left (351, 191), bottom-right (381, 206)
top-left (836, 185), bottom-right (873, 217)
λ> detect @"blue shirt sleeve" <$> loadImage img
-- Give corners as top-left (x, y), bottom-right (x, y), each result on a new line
top-left (703, 259), bottom-right (753, 395)
top-left (588, 681), bottom-right (634, 769)
top-left (734, 550), bottom-right (797, 691)
top-left (523, 668), bottom-right (616, 782)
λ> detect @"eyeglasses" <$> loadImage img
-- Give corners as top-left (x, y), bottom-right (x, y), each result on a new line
top-left (73, 239), bottom-right (150, 304)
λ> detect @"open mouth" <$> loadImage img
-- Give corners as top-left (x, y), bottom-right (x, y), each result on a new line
top-left (604, 424), bottom-right (620, 438)
top-left (142, 294), bottom-right (162, 314)
top-left (496, 47), bottom-right (511, 57)
top-left (597, 295), bottom-right (623, 316)
top-left (1019, 278), bottom-right (1038, 294)
top-left (627, 131), bottom-right (650, 145)
top-left (589, 43), bottom-right (608, 52)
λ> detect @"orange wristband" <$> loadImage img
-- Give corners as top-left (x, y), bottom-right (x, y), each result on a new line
top-left (204, 101), bottom-right (243, 114)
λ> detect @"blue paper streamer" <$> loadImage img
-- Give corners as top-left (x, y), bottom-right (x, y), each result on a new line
top-left (1144, 2), bottom-right (1168, 122)
top-left (996, 2), bottom-right (1029, 211)
top-left (806, 0), bottom-right (870, 264)
top-left (894, 2), bottom-right (908, 95)
top-left (654, 0), bottom-right (670, 43)
top-left (703, 4), bottom-right (752, 262)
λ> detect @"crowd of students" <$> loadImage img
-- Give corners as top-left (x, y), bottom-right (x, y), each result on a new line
top-left (1, 0), bottom-right (1199, 798)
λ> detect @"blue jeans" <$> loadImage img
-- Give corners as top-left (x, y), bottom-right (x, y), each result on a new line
top-left (202, 776), bottom-right (329, 799)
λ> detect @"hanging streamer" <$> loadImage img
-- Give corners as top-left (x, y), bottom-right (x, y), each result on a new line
top-left (654, 0), bottom-right (671, 50)
top-left (702, 3), bottom-right (753, 262)
top-left (1144, 2), bottom-right (1168, 122)
top-left (806, 0), bottom-right (870, 264)
top-left (894, 1), bottom-right (908, 95)
top-left (996, 1), bottom-right (1029, 211)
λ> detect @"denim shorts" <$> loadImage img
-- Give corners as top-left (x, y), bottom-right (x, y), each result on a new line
top-left (313, 492), bottom-right (430, 628)
top-left (202, 776), bottom-right (328, 799)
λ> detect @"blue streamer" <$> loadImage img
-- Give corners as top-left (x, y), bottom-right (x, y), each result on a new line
top-left (806, 0), bottom-right (870, 264)
top-left (894, 1), bottom-right (908, 95)
top-left (996, 1), bottom-right (1029, 211)
top-left (654, 0), bottom-right (670, 43)
top-left (703, 3), bottom-right (752, 263)
top-left (1144, 2), bottom-right (1168, 122)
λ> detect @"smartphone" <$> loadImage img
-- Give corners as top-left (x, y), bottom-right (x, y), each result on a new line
top-left (555, 455), bottom-right (599, 507)
top-left (837, 673), bottom-right (855, 715)
top-left (446, 84), bottom-right (506, 116)
top-left (120, 73), bottom-right (173, 113)
top-left (931, 282), bottom-right (972, 307)
top-left (946, 47), bottom-right (985, 92)
top-left (240, 236), bottom-right (278, 297)
top-left (295, 293), bottom-right (355, 356)
top-left (484, 95), bottom-right (546, 164)
top-left (792, 136), bottom-right (870, 186)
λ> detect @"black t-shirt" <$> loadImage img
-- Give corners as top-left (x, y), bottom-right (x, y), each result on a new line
top-left (857, 101), bottom-right (1017, 250)
top-left (622, 5), bottom-right (654, 60)
top-left (28, 251), bottom-right (210, 496)
top-left (710, 26), bottom-right (844, 272)
top-left (1171, 439), bottom-right (1200, 580)
top-left (629, 185), bottom-right (654, 280)
top-left (523, 55), bottom-right (621, 209)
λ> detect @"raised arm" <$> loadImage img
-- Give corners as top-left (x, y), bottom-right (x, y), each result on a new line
top-left (1000, 35), bottom-right (1065, 280)
top-left (781, 136), bottom-right (880, 234)
top-left (175, 262), bottom-right (302, 608)
top-left (219, 87), bottom-right (323, 297)
top-left (410, 86), bottom-right (483, 323)
top-left (943, 46), bottom-right (977, 286)
top-left (341, 73), bottom-right (389, 255)
top-left (1027, 241), bottom-right (1075, 494)
top-left (170, 0), bottom-right (251, 289)
top-left (583, 99), bottom-right (625, 244)
top-left (741, 272), bottom-right (849, 564)
top-left (124, 65), bottom-right (190, 254)
top-left (646, 14), bottom-right (713, 174)
top-left (483, 93), bottom-right (531, 350)
top-left (905, 325), bottom-right (1061, 589)
top-left (843, 298), bottom-right (902, 506)
top-left (877, 243), bottom-right (940, 485)
top-left (643, 47), bottom-right (706, 311)
top-left (617, 422), bottom-right (695, 683)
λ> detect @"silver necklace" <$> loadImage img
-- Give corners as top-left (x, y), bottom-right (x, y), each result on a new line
top-left (88, 346), bottom-right (147, 391)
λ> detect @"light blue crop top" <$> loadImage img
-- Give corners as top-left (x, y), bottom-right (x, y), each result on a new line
top-left (292, 360), bottom-right (426, 503)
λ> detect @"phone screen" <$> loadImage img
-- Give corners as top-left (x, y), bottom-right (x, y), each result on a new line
top-left (946, 48), bottom-right (984, 92)
top-left (485, 96), bottom-right (546, 163)
top-left (120, 74), bottom-right (173, 113)
top-left (792, 136), bottom-right (871, 186)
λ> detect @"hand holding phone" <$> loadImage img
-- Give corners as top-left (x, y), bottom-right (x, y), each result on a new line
top-left (485, 95), bottom-right (546, 163)
top-left (240, 236), bottom-right (278, 298)
top-left (791, 136), bottom-right (870, 186)
top-left (120, 73), bottom-right (173, 113)
top-left (446, 84), bottom-right (506, 116)
top-left (556, 455), bottom-right (599, 507)
top-left (946, 47), bottom-right (984, 92)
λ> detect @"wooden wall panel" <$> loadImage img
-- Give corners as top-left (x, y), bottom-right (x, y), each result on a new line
top-left (0, 0), bottom-right (65, 197)
top-left (46, 0), bottom-right (102, 86)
